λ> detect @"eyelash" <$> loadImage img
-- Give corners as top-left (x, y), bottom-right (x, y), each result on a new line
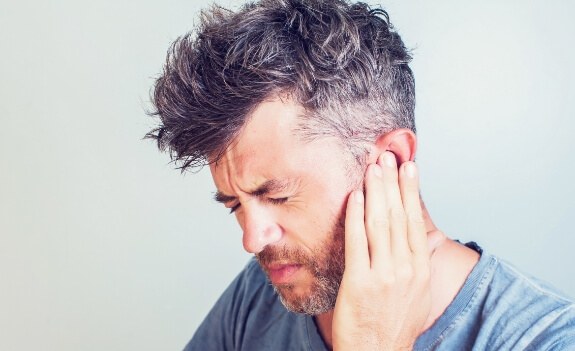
top-left (267, 197), bottom-right (288, 205)
top-left (228, 197), bottom-right (289, 214)
top-left (229, 204), bottom-right (240, 214)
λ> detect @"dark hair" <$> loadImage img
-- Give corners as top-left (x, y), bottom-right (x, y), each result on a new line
top-left (148, 0), bottom-right (415, 170)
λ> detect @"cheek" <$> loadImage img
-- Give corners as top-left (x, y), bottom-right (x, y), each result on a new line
top-left (313, 172), bottom-right (353, 208)
top-left (322, 182), bottom-right (354, 216)
top-left (299, 190), bottom-right (349, 234)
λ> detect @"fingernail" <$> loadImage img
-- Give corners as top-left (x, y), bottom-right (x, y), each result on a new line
top-left (354, 190), bottom-right (364, 204)
top-left (405, 162), bottom-right (417, 178)
top-left (383, 152), bottom-right (396, 168)
top-left (372, 164), bottom-right (382, 177)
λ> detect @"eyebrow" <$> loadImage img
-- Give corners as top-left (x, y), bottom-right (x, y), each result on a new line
top-left (213, 179), bottom-right (293, 204)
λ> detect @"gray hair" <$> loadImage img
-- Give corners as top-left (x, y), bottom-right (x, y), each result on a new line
top-left (148, 0), bottom-right (415, 170)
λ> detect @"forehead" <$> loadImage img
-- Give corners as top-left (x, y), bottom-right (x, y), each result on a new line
top-left (230, 97), bottom-right (304, 163)
top-left (209, 97), bottom-right (346, 189)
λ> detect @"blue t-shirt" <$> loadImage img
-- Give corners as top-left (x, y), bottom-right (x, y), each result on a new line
top-left (185, 244), bottom-right (575, 350)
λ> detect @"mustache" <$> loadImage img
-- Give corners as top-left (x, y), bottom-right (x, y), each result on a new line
top-left (256, 245), bottom-right (311, 266)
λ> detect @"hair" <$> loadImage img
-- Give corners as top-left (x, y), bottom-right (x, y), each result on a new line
top-left (147, 0), bottom-right (415, 170)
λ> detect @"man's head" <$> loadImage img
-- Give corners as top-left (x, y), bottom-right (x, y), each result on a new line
top-left (149, 0), bottom-right (415, 169)
top-left (149, 0), bottom-right (416, 315)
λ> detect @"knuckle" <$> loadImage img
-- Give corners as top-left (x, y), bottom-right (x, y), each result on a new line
top-left (379, 273), bottom-right (397, 287)
top-left (396, 264), bottom-right (414, 281)
top-left (366, 216), bottom-right (390, 231)
top-left (415, 265), bottom-right (431, 283)
top-left (377, 267), bottom-right (397, 286)
top-left (364, 282), bottom-right (380, 295)
top-left (405, 210), bottom-right (424, 224)
top-left (390, 208), bottom-right (407, 222)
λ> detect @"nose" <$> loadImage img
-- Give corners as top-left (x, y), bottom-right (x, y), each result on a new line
top-left (240, 204), bottom-right (283, 254)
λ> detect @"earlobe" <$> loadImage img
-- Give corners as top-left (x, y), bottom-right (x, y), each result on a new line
top-left (368, 128), bottom-right (417, 165)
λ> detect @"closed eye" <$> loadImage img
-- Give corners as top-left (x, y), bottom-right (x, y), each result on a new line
top-left (228, 197), bottom-right (288, 214)
top-left (266, 197), bottom-right (288, 205)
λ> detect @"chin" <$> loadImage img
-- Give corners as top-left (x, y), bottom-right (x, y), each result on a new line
top-left (274, 277), bottom-right (339, 315)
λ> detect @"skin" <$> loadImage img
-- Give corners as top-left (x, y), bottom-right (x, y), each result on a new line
top-left (210, 97), bottom-right (480, 350)
top-left (332, 153), bottom-right (438, 349)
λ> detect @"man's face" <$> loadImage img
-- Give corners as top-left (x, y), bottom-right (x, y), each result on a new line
top-left (210, 97), bottom-right (361, 315)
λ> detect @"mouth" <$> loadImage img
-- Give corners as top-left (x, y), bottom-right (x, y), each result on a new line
top-left (265, 263), bottom-right (303, 285)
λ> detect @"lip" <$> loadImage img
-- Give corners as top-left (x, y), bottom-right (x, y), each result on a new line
top-left (266, 263), bottom-right (302, 285)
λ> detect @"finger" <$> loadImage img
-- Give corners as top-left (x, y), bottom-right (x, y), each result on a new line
top-left (379, 152), bottom-right (410, 256)
top-left (344, 190), bottom-right (370, 272)
top-left (398, 161), bottom-right (427, 256)
top-left (364, 163), bottom-right (391, 266)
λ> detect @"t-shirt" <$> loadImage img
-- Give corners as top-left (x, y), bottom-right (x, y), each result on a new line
top-left (184, 243), bottom-right (575, 350)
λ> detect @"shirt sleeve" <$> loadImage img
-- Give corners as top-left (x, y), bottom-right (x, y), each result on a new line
top-left (526, 305), bottom-right (575, 351)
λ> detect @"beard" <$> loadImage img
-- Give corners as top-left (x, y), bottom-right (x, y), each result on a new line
top-left (256, 215), bottom-right (346, 315)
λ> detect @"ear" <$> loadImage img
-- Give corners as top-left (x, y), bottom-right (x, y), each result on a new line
top-left (367, 128), bottom-right (417, 165)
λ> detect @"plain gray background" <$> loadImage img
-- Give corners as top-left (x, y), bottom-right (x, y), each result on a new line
top-left (1, 0), bottom-right (574, 350)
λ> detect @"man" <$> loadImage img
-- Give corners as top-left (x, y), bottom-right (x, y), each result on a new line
top-left (148, 0), bottom-right (575, 349)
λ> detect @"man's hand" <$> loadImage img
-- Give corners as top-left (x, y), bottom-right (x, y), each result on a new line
top-left (332, 152), bottom-right (435, 351)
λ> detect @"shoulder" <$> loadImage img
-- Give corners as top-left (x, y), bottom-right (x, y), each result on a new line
top-left (488, 256), bottom-right (574, 316)
top-left (481, 254), bottom-right (575, 349)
